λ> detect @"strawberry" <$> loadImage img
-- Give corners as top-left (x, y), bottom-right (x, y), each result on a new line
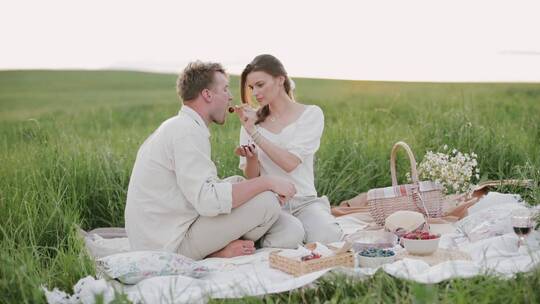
top-left (301, 252), bottom-right (322, 261)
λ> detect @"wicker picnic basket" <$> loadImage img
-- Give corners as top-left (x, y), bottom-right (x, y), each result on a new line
top-left (269, 245), bottom-right (354, 277)
top-left (367, 141), bottom-right (444, 225)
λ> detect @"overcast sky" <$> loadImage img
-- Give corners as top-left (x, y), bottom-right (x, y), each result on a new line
top-left (2, 0), bottom-right (540, 82)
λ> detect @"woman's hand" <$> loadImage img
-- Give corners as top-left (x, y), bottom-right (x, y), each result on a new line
top-left (234, 105), bottom-right (257, 133)
top-left (235, 144), bottom-right (258, 159)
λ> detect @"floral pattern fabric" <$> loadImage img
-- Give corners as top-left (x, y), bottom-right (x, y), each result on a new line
top-left (96, 251), bottom-right (209, 284)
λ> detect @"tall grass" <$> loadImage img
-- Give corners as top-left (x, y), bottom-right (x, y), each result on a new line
top-left (0, 71), bottom-right (539, 303)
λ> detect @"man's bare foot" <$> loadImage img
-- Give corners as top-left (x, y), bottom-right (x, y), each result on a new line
top-left (207, 240), bottom-right (256, 258)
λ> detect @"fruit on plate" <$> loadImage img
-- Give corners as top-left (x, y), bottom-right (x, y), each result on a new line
top-left (301, 252), bottom-right (322, 261)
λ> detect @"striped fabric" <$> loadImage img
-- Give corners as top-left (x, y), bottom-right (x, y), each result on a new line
top-left (367, 181), bottom-right (443, 200)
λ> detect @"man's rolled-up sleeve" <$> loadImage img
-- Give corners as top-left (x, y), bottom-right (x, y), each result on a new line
top-left (173, 134), bottom-right (232, 216)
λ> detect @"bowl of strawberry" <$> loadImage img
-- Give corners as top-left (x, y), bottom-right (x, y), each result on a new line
top-left (401, 231), bottom-right (441, 256)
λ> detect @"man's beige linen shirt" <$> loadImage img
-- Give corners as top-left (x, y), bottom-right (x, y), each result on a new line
top-left (125, 106), bottom-right (233, 252)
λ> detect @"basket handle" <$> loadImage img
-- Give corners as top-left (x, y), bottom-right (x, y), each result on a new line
top-left (390, 141), bottom-right (419, 186)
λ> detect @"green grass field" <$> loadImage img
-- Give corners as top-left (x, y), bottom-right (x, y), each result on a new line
top-left (1, 70), bottom-right (539, 303)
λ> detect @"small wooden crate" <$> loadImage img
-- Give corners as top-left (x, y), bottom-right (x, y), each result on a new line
top-left (269, 246), bottom-right (354, 277)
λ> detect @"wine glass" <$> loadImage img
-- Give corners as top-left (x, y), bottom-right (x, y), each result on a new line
top-left (511, 209), bottom-right (533, 248)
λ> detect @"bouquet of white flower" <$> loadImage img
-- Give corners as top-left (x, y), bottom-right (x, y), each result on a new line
top-left (408, 145), bottom-right (480, 194)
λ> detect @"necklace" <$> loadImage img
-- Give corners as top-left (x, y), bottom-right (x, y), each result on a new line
top-left (269, 112), bottom-right (280, 123)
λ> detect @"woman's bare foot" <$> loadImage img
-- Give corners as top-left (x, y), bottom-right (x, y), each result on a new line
top-left (207, 240), bottom-right (256, 258)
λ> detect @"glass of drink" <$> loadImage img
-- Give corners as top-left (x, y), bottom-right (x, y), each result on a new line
top-left (511, 209), bottom-right (533, 248)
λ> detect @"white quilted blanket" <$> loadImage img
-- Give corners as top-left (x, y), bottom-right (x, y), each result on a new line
top-left (43, 192), bottom-right (540, 304)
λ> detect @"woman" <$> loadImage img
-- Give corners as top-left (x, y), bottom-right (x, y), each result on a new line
top-left (234, 54), bottom-right (343, 248)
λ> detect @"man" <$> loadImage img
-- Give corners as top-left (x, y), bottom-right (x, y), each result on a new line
top-left (125, 61), bottom-right (296, 260)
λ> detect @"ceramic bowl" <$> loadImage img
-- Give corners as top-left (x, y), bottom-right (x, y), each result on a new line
top-left (357, 248), bottom-right (396, 268)
top-left (402, 236), bottom-right (440, 255)
top-left (345, 231), bottom-right (398, 252)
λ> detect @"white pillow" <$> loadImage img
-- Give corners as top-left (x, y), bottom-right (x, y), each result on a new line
top-left (456, 204), bottom-right (526, 242)
top-left (96, 251), bottom-right (209, 284)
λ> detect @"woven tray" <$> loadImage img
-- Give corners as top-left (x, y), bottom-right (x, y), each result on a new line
top-left (269, 246), bottom-right (354, 277)
top-left (396, 248), bottom-right (471, 266)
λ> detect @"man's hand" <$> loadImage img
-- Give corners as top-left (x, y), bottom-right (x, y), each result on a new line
top-left (266, 176), bottom-right (296, 205)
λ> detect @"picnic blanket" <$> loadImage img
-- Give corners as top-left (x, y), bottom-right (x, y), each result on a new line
top-left (43, 192), bottom-right (540, 304)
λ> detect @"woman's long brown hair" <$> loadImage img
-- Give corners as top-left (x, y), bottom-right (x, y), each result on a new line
top-left (240, 54), bottom-right (294, 124)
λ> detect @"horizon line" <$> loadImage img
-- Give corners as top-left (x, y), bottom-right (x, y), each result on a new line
top-left (1, 67), bottom-right (540, 85)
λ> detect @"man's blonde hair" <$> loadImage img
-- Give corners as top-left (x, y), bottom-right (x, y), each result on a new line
top-left (176, 61), bottom-right (226, 102)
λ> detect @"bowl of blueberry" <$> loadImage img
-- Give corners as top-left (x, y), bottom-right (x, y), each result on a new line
top-left (357, 247), bottom-right (395, 268)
